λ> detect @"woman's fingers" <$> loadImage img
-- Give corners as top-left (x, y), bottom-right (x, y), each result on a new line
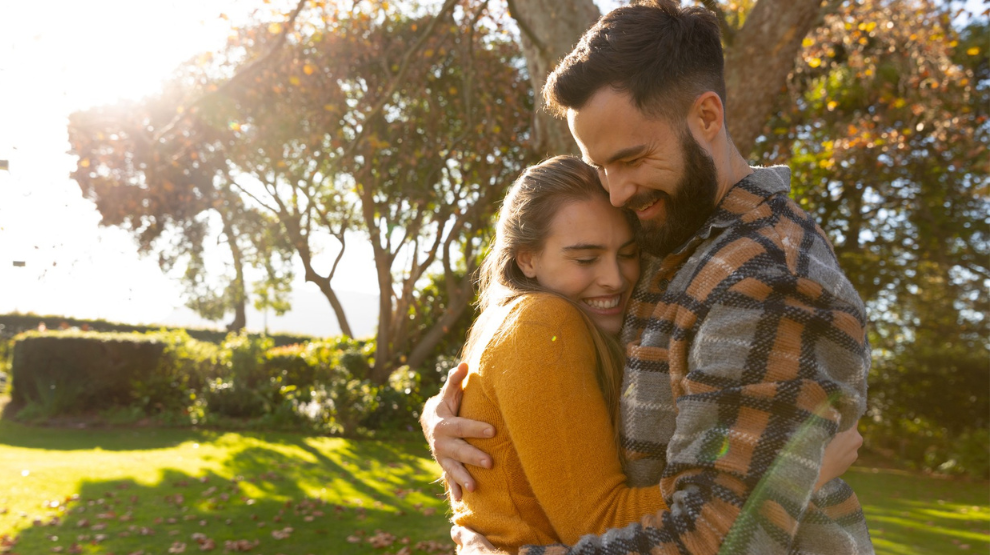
top-left (817, 423), bottom-right (864, 490)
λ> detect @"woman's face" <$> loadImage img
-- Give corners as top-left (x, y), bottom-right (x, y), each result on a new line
top-left (516, 196), bottom-right (640, 335)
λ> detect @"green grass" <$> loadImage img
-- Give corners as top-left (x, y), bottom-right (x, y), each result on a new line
top-left (0, 420), bottom-right (985, 555)
top-left (0, 421), bottom-right (451, 554)
top-left (845, 459), bottom-right (990, 554)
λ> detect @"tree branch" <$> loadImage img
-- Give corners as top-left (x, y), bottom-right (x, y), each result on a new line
top-left (154, 0), bottom-right (308, 142)
top-left (342, 0), bottom-right (461, 158)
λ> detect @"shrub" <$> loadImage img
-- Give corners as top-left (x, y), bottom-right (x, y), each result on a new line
top-left (132, 330), bottom-right (222, 415)
top-left (265, 344), bottom-right (316, 388)
top-left (203, 333), bottom-right (277, 419)
top-left (361, 365), bottom-right (425, 431)
top-left (11, 331), bottom-right (165, 416)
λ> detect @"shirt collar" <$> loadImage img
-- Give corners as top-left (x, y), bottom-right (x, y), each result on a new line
top-left (669, 165), bottom-right (792, 256)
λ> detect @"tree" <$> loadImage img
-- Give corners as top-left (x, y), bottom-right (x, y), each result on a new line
top-left (507, 0), bottom-right (830, 157)
top-left (68, 82), bottom-right (295, 332)
top-left (752, 0), bottom-right (989, 471)
top-left (71, 0), bottom-right (534, 383)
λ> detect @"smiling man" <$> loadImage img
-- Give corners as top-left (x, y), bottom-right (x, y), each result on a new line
top-left (421, 1), bottom-right (873, 554)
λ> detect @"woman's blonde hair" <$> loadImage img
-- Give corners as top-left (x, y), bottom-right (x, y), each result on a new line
top-left (463, 155), bottom-right (628, 435)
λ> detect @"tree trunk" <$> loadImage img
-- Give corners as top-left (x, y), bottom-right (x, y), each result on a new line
top-left (283, 218), bottom-right (354, 338)
top-left (509, 0), bottom-right (600, 157)
top-left (723, 0), bottom-right (825, 157)
top-left (405, 273), bottom-right (475, 371)
top-left (218, 210), bottom-right (247, 332)
top-left (301, 264), bottom-right (354, 338)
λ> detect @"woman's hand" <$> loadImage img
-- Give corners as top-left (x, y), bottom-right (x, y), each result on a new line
top-left (420, 363), bottom-right (495, 501)
top-left (816, 423), bottom-right (863, 491)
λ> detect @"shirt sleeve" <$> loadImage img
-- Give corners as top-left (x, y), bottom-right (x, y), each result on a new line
top-left (521, 272), bottom-right (871, 555)
top-left (485, 295), bottom-right (666, 545)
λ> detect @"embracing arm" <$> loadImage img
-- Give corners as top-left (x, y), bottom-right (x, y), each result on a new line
top-left (523, 274), bottom-right (870, 555)
top-left (487, 297), bottom-right (666, 545)
top-left (420, 363), bottom-right (496, 500)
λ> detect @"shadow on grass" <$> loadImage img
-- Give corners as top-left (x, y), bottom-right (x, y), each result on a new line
top-left (2, 424), bottom-right (452, 555)
top-left (845, 466), bottom-right (989, 555)
top-left (0, 418), bottom-right (218, 451)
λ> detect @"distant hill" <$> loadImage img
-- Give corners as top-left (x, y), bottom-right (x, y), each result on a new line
top-left (160, 286), bottom-right (379, 339)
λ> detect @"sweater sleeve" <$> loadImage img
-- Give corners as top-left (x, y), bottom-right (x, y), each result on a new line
top-left (483, 295), bottom-right (666, 545)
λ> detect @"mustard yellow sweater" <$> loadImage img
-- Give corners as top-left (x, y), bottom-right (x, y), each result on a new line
top-left (450, 294), bottom-right (665, 552)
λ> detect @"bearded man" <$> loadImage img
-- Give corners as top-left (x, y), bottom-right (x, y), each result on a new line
top-left (422, 1), bottom-right (874, 553)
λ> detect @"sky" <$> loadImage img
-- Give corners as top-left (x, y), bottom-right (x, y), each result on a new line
top-left (0, 0), bottom-right (983, 338)
top-left (0, 0), bottom-right (383, 336)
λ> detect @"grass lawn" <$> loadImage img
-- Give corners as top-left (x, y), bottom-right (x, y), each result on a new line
top-left (0, 420), bottom-right (451, 554)
top-left (845, 455), bottom-right (990, 554)
top-left (0, 420), bottom-right (986, 555)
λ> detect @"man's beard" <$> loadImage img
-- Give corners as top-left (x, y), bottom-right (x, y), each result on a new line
top-left (627, 133), bottom-right (719, 257)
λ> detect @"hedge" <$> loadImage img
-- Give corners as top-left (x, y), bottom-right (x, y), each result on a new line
top-left (0, 313), bottom-right (312, 346)
top-left (7, 329), bottom-right (436, 435)
top-left (11, 331), bottom-right (165, 414)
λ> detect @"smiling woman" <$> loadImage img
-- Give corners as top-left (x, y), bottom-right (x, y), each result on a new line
top-left (514, 196), bottom-right (639, 336)
top-left (447, 156), bottom-right (665, 552)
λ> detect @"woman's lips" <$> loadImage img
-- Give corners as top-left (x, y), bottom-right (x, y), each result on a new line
top-left (582, 294), bottom-right (624, 314)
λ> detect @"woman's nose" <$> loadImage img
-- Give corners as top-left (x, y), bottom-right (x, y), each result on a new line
top-left (598, 258), bottom-right (625, 290)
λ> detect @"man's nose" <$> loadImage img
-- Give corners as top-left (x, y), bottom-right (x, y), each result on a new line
top-left (604, 169), bottom-right (635, 209)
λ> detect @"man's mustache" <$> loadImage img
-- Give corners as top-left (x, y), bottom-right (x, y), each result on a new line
top-left (622, 190), bottom-right (669, 214)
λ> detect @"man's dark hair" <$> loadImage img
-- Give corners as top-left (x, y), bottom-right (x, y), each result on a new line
top-left (544, 0), bottom-right (725, 123)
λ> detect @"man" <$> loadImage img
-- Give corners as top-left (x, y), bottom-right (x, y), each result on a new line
top-left (422, 1), bottom-right (873, 553)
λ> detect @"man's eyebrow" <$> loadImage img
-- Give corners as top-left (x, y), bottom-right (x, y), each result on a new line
top-left (605, 144), bottom-right (648, 165)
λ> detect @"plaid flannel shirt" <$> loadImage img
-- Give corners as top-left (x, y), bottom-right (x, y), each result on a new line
top-left (524, 166), bottom-right (873, 555)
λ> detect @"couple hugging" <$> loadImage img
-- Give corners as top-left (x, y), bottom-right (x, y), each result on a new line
top-left (420, 1), bottom-right (874, 554)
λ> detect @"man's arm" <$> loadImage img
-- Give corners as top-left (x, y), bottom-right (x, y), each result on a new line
top-left (523, 272), bottom-right (871, 555)
top-left (420, 363), bottom-right (495, 500)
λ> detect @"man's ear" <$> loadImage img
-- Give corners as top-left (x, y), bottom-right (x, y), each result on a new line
top-left (689, 91), bottom-right (724, 143)
top-left (515, 250), bottom-right (538, 279)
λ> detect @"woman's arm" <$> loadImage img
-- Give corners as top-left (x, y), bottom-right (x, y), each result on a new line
top-left (485, 296), bottom-right (666, 545)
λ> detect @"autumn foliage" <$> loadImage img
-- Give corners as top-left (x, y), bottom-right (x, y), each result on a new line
top-left (63, 0), bottom-right (989, 475)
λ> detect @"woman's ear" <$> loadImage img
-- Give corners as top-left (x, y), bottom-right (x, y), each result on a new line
top-left (515, 250), bottom-right (539, 279)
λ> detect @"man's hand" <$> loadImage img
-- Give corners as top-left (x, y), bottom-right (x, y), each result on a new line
top-left (451, 525), bottom-right (504, 555)
top-left (816, 423), bottom-right (863, 491)
top-left (420, 363), bottom-right (495, 501)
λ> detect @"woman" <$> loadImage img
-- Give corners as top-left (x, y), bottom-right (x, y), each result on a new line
top-left (450, 156), bottom-right (664, 550)
top-left (448, 156), bottom-right (861, 552)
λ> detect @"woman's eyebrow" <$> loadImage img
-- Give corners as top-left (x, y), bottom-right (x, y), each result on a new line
top-left (562, 243), bottom-right (605, 251)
